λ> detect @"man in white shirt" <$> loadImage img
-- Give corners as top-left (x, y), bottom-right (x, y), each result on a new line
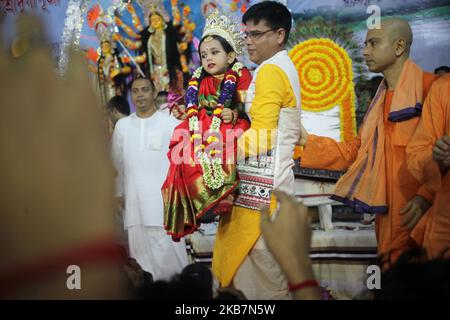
top-left (111, 78), bottom-right (188, 281)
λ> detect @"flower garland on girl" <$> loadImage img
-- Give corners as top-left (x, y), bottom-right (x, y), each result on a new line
top-left (185, 62), bottom-right (244, 189)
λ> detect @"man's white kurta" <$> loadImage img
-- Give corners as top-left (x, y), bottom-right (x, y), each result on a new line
top-left (112, 111), bottom-right (179, 227)
top-left (111, 111), bottom-right (188, 280)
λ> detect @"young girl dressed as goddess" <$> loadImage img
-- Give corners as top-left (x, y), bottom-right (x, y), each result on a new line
top-left (162, 11), bottom-right (251, 241)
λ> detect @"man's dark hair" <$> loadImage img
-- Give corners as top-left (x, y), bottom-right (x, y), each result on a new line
top-left (142, 263), bottom-right (214, 300)
top-left (434, 65), bottom-right (450, 74)
top-left (242, 1), bottom-right (292, 44)
top-left (174, 263), bottom-right (214, 300)
top-left (131, 77), bottom-right (155, 91)
top-left (375, 248), bottom-right (450, 300)
top-left (156, 91), bottom-right (169, 99)
top-left (106, 96), bottom-right (130, 116)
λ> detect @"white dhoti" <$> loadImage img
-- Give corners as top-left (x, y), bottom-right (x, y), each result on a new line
top-left (127, 225), bottom-right (189, 281)
top-left (112, 112), bottom-right (189, 282)
top-left (232, 237), bottom-right (290, 300)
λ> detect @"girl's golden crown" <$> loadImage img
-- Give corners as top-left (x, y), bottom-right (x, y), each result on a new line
top-left (202, 10), bottom-right (244, 54)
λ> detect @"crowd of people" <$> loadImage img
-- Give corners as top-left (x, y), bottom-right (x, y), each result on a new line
top-left (0, 1), bottom-right (449, 300)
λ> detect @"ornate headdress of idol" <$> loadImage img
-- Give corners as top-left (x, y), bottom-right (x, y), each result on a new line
top-left (137, 0), bottom-right (170, 25)
top-left (202, 10), bottom-right (245, 55)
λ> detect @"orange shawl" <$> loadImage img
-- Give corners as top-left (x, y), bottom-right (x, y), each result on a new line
top-left (331, 59), bottom-right (424, 213)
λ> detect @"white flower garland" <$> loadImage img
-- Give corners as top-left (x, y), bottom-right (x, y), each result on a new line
top-left (199, 153), bottom-right (224, 190)
top-left (187, 63), bottom-right (244, 190)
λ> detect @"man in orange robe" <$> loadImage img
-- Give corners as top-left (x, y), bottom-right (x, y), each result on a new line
top-left (407, 74), bottom-right (450, 259)
top-left (298, 19), bottom-right (436, 265)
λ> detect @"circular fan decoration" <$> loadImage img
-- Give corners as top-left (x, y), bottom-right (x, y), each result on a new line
top-left (289, 38), bottom-right (357, 142)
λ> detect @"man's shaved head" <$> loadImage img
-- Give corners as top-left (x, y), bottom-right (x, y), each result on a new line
top-left (381, 18), bottom-right (413, 53)
top-left (363, 18), bottom-right (413, 73)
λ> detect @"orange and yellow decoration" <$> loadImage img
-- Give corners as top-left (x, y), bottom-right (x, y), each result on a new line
top-left (289, 38), bottom-right (357, 142)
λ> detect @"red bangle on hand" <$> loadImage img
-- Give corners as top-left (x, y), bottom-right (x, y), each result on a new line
top-left (288, 280), bottom-right (319, 292)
